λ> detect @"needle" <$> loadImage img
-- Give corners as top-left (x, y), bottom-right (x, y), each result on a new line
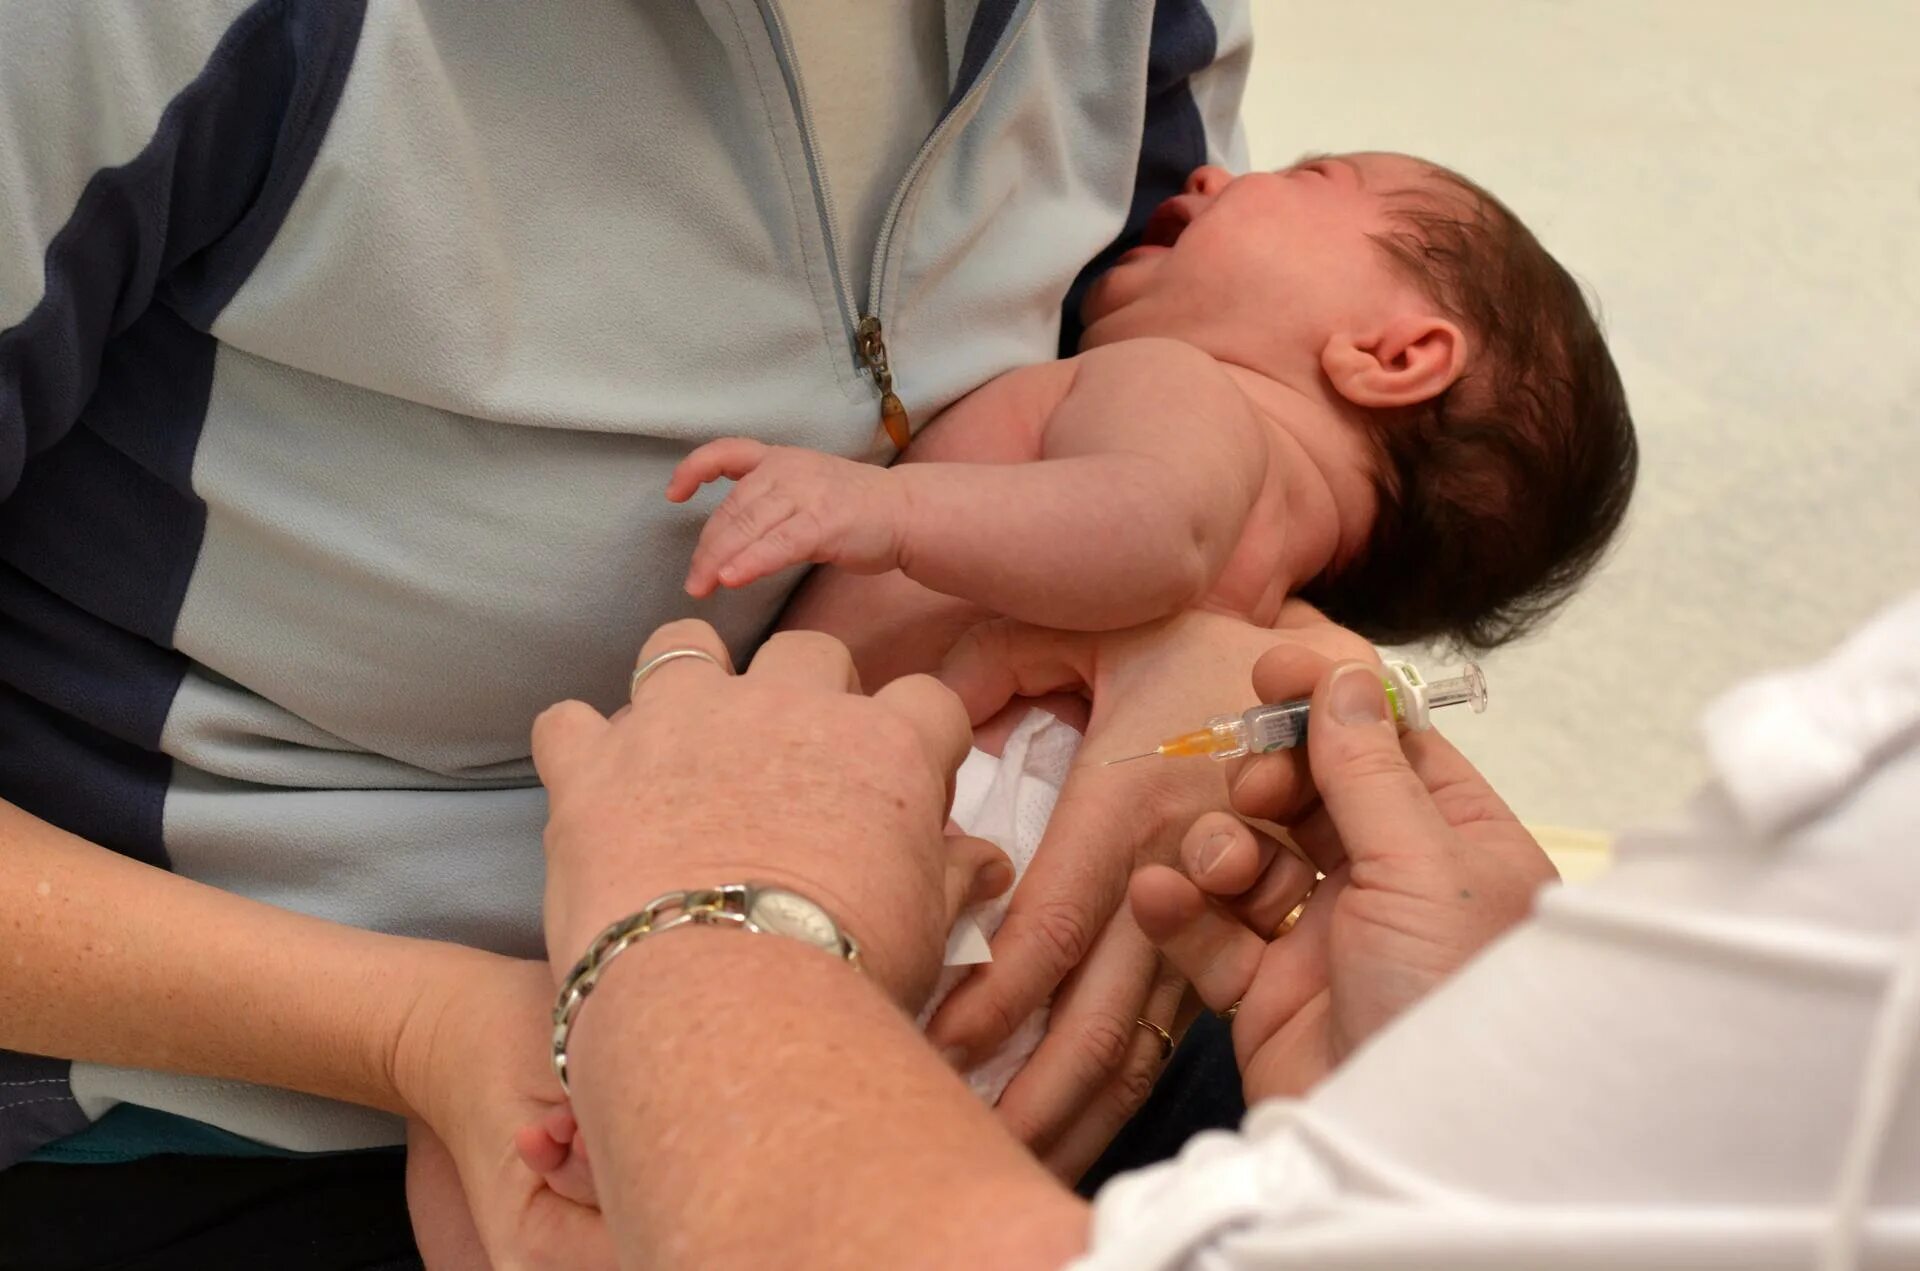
top-left (1097, 661), bottom-right (1489, 769)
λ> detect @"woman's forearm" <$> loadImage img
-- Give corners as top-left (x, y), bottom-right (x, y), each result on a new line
top-left (0, 797), bottom-right (489, 1115)
top-left (568, 927), bottom-right (1089, 1271)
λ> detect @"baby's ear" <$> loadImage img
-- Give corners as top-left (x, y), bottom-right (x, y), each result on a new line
top-left (1321, 314), bottom-right (1465, 410)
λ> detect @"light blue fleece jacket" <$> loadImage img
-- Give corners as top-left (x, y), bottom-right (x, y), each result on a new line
top-left (0, 0), bottom-right (1250, 1161)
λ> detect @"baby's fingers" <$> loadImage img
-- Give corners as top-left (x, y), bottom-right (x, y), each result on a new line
top-left (684, 483), bottom-right (795, 596)
top-left (512, 1118), bottom-right (566, 1177)
top-left (666, 437), bottom-right (769, 503)
top-left (712, 511), bottom-right (820, 589)
top-left (1128, 865), bottom-right (1262, 1018)
top-left (513, 1107), bottom-right (599, 1208)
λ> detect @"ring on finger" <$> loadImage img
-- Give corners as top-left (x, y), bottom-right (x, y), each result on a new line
top-left (1135, 1017), bottom-right (1175, 1063)
top-left (1274, 875), bottom-right (1323, 938)
top-left (630, 648), bottom-right (723, 700)
top-left (1217, 1000), bottom-right (1241, 1022)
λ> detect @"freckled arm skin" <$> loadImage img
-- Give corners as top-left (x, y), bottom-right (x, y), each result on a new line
top-left (0, 796), bottom-right (485, 1117)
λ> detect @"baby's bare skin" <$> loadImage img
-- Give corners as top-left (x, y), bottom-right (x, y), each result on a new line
top-left (517, 151), bottom-right (1523, 1212)
top-left (673, 153), bottom-right (1473, 649)
top-left (529, 160), bottom-right (1460, 1211)
top-left (673, 337), bottom-right (1308, 633)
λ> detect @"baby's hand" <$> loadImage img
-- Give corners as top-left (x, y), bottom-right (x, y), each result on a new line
top-left (667, 439), bottom-right (906, 596)
top-left (512, 1104), bottom-right (599, 1208)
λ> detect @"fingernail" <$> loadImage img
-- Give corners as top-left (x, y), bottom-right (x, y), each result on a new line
top-left (1195, 831), bottom-right (1233, 877)
top-left (940, 1045), bottom-right (970, 1070)
top-left (1228, 763), bottom-right (1259, 801)
top-left (1329, 664), bottom-right (1388, 726)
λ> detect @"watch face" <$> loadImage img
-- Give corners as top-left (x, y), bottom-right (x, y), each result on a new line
top-left (750, 890), bottom-right (837, 947)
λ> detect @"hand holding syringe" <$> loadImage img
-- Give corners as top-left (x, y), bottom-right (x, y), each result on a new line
top-left (1106, 659), bottom-right (1487, 764)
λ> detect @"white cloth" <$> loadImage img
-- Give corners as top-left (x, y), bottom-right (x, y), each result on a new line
top-left (922, 710), bottom-right (1081, 1102)
top-left (1080, 588), bottom-right (1920, 1270)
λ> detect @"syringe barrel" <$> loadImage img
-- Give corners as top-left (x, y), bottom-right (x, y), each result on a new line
top-left (1420, 663), bottom-right (1488, 714)
top-left (1203, 663), bottom-right (1483, 761)
top-left (1239, 700), bottom-right (1311, 755)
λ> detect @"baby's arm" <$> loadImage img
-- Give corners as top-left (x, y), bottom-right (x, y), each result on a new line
top-left (887, 338), bottom-right (1269, 629)
top-left (672, 338), bottom-right (1270, 631)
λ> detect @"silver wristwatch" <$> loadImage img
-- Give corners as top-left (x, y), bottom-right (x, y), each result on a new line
top-left (550, 883), bottom-right (861, 1092)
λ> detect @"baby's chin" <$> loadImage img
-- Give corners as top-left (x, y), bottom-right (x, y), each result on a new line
top-left (1076, 290), bottom-right (1145, 351)
top-left (1077, 300), bottom-right (1188, 354)
top-left (1078, 254), bottom-right (1157, 329)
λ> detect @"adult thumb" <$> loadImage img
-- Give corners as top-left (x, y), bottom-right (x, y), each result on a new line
top-left (943, 834), bottom-right (1015, 927)
top-left (1305, 663), bottom-right (1454, 867)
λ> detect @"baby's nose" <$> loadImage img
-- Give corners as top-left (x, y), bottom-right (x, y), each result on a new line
top-left (1184, 165), bottom-right (1232, 197)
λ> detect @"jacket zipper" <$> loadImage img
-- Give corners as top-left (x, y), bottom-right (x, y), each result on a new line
top-left (752, 0), bottom-right (1036, 450)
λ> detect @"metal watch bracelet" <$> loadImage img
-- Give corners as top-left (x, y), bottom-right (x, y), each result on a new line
top-left (550, 883), bottom-right (861, 1094)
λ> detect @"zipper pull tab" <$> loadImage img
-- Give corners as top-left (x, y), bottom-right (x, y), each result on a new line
top-left (856, 316), bottom-right (911, 452)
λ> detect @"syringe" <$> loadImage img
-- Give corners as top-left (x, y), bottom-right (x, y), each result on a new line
top-left (1105, 660), bottom-right (1487, 764)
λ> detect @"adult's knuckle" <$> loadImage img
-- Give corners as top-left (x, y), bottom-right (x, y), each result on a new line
top-left (862, 709), bottom-right (923, 763)
top-left (761, 629), bottom-right (843, 660)
top-left (1111, 1048), bottom-right (1162, 1116)
top-left (643, 618), bottom-right (717, 658)
top-left (1330, 743), bottom-right (1418, 789)
top-left (969, 993), bottom-right (1026, 1051)
top-left (1028, 897), bottom-right (1097, 970)
top-left (1426, 774), bottom-right (1511, 829)
top-left (1078, 1011), bottom-right (1136, 1078)
top-left (895, 673), bottom-right (968, 730)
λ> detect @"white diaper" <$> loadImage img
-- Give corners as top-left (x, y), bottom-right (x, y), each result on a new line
top-left (918, 709), bottom-right (1082, 1103)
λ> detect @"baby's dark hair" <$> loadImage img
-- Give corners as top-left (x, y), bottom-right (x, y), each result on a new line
top-left (1300, 166), bottom-right (1637, 650)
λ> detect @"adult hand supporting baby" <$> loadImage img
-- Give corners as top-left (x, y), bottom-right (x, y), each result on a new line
top-left (391, 957), bottom-right (616, 1271)
top-left (928, 604), bottom-right (1377, 1178)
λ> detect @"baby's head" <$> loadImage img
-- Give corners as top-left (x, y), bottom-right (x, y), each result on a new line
top-left (1080, 153), bottom-right (1637, 648)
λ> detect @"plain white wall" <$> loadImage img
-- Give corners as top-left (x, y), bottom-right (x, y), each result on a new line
top-left (1240, 1), bottom-right (1920, 832)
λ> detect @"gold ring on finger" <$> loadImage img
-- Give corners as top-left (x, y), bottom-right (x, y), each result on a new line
top-left (1274, 878), bottom-right (1320, 938)
top-left (1135, 1017), bottom-right (1174, 1063)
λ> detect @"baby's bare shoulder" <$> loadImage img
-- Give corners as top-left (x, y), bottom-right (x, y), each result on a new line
top-left (1063, 338), bottom-right (1263, 444)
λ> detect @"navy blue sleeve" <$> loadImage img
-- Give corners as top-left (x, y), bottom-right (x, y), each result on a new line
top-left (1057, 0), bottom-right (1243, 356)
top-left (0, 1), bottom-right (366, 501)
